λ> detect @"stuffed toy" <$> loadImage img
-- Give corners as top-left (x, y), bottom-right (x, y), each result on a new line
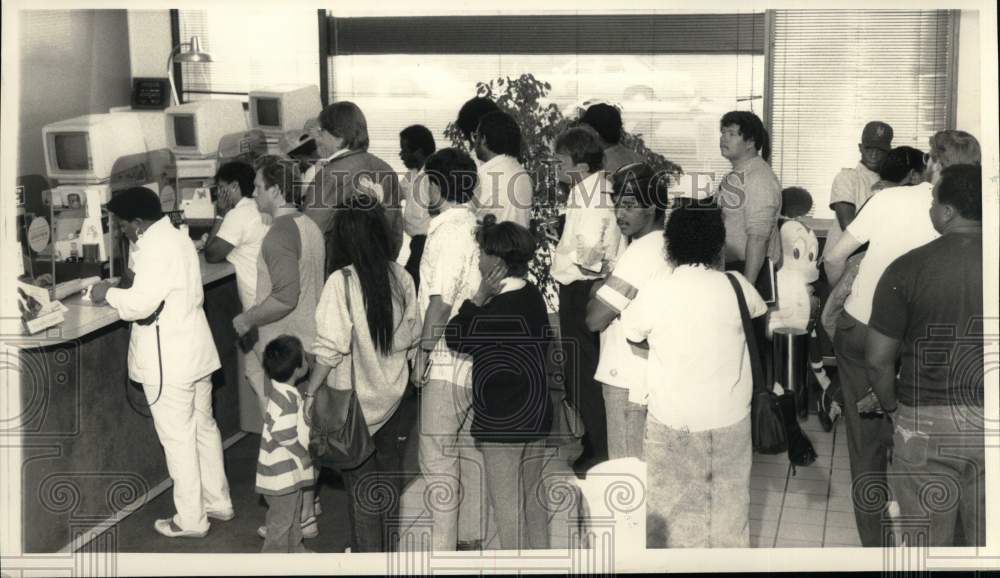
top-left (768, 218), bottom-right (823, 467)
top-left (775, 188), bottom-right (843, 435)
top-left (768, 220), bottom-right (819, 338)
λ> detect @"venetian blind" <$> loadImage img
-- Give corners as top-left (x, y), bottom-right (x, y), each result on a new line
top-left (769, 10), bottom-right (957, 218)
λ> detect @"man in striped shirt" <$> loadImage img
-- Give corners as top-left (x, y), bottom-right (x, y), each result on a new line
top-left (256, 336), bottom-right (315, 553)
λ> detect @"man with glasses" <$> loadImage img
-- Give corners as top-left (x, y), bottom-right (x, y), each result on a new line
top-left (823, 130), bottom-right (981, 547)
top-left (203, 160), bottom-right (271, 431)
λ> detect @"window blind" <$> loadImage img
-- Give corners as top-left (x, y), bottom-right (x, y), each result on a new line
top-left (326, 12), bottom-right (765, 177)
top-left (328, 13), bottom-right (765, 55)
top-left (177, 9), bottom-right (320, 101)
top-left (768, 9), bottom-right (957, 219)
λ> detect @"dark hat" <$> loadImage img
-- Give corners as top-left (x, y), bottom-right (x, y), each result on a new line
top-left (106, 186), bottom-right (163, 222)
top-left (861, 121), bottom-right (893, 151)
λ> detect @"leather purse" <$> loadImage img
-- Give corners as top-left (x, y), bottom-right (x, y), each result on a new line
top-left (726, 273), bottom-right (787, 455)
top-left (309, 268), bottom-right (376, 471)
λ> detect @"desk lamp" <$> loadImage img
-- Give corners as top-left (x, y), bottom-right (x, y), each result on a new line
top-left (167, 36), bottom-right (213, 106)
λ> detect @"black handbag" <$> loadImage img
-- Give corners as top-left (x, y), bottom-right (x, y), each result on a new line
top-left (309, 268), bottom-right (376, 471)
top-left (725, 273), bottom-right (787, 455)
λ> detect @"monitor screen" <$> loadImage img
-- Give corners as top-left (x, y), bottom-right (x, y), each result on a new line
top-left (255, 98), bottom-right (281, 127)
top-left (54, 133), bottom-right (91, 171)
top-left (173, 115), bottom-right (197, 148)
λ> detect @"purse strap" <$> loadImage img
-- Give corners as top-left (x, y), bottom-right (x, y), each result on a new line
top-left (725, 272), bottom-right (765, 394)
top-left (342, 268), bottom-right (358, 393)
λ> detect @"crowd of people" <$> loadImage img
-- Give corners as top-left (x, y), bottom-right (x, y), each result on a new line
top-left (89, 93), bottom-right (985, 552)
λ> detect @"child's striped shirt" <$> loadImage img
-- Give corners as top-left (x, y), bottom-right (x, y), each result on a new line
top-left (255, 379), bottom-right (314, 495)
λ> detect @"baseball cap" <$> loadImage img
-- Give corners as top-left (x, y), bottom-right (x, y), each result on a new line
top-left (861, 121), bottom-right (893, 151)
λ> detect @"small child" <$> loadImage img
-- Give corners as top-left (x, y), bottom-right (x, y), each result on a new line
top-left (257, 335), bottom-right (315, 553)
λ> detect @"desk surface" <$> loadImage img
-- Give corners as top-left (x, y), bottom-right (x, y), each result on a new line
top-left (11, 255), bottom-right (234, 346)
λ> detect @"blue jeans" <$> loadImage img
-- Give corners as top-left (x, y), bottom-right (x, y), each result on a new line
top-left (602, 383), bottom-right (646, 460)
top-left (645, 414), bottom-right (751, 548)
top-left (478, 439), bottom-right (550, 550)
top-left (417, 380), bottom-right (486, 550)
top-left (262, 490), bottom-right (307, 553)
top-left (889, 403), bottom-right (985, 547)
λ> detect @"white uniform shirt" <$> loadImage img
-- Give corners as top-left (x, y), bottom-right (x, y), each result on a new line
top-left (620, 266), bottom-right (766, 432)
top-left (826, 162), bottom-right (880, 251)
top-left (593, 230), bottom-right (671, 402)
top-left (843, 181), bottom-right (939, 324)
top-left (474, 154), bottom-right (533, 229)
top-left (106, 216), bottom-right (221, 385)
top-left (418, 206), bottom-right (481, 387)
top-left (215, 196), bottom-right (269, 309)
top-left (551, 171), bottom-right (626, 285)
top-left (402, 168), bottom-right (432, 238)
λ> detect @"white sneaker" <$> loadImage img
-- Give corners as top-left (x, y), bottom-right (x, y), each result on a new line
top-left (257, 516), bottom-right (319, 540)
top-left (154, 518), bottom-right (207, 538)
top-left (206, 508), bottom-right (235, 521)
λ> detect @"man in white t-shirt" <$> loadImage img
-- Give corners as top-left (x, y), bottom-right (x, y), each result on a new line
top-left (472, 111), bottom-right (533, 229)
top-left (823, 129), bottom-right (981, 547)
top-left (204, 161), bottom-right (270, 431)
top-left (585, 163), bottom-right (671, 460)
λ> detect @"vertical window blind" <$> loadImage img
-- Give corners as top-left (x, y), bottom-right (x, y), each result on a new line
top-left (768, 10), bottom-right (957, 219)
top-left (177, 9), bottom-right (319, 102)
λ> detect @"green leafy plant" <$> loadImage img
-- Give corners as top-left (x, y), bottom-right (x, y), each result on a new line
top-left (444, 73), bottom-right (683, 311)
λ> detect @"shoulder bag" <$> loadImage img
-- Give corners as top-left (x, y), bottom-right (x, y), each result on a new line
top-left (725, 273), bottom-right (787, 454)
top-left (309, 268), bottom-right (376, 471)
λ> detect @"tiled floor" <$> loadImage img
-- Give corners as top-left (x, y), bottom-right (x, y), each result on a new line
top-left (749, 413), bottom-right (860, 548)
top-left (109, 401), bottom-right (859, 552)
top-left (394, 412), bottom-right (860, 550)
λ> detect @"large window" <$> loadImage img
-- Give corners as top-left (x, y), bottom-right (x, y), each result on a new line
top-left (173, 9), bottom-right (959, 214)
top-left (326, 12), bottom-right (765, 177)
top-left (769, 10), bottom-right (957, 218)
top-left (176, 9), bottom-right (319, 102)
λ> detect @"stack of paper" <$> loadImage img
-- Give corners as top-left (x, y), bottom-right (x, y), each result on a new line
top-left (18, 281), bottom-right (69, 335)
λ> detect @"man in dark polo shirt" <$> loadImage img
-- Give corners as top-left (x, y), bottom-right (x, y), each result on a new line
top-left (865, 164), bottom-right (984, 547)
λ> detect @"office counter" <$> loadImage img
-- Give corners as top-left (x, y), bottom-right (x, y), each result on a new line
top-left (15, 256), bottom-right (243, 553)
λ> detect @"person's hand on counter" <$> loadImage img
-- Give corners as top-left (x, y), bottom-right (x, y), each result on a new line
top-left (89, 281), bottom-right (113, 304)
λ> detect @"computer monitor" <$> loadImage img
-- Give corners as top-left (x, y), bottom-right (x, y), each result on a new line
top-left (42, 114), bottom-right (148, 183)
top-left (248, 84), bottom-right (321, 138)
top-left (165, 99), bottom-right (248, 158)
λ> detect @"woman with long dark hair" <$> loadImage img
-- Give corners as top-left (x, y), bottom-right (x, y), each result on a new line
top-left (303, 194), bottom-right (421, 552)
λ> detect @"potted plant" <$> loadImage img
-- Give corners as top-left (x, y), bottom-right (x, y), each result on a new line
top-left (444, 73), bottom-right (683, 311)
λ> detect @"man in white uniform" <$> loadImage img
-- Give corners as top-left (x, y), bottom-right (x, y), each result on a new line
top-left (204, 161), bottom-right (270, 431)
top-left (92, 187), bottom-right (231, 538)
